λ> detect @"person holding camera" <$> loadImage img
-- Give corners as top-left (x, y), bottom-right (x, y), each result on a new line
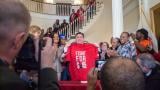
top-left (87, 57), bottom-right (145, 90)
top-left (0, 0), bottom-right (59, 90)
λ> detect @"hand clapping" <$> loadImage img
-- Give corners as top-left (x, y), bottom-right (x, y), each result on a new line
top-left (41, 37), bottom-right (58, 69)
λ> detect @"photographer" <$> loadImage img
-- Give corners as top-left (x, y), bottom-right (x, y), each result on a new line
top-left (0, 0), bottom-right (59, 90)
top-left (87, 57), bottom-right (145, 90)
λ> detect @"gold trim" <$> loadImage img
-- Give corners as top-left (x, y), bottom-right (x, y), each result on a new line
top-left (150, 2), bottom-right (160, 36)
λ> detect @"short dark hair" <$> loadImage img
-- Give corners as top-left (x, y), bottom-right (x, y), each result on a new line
top-left (75, 32), bottom-right (84, 38)
top-left (99, 42), bottom-right (109, 48)
top-left (122, 32), bottom-right (130, 37)
top-left (100, 57), bottom-right (145, 90)
top-left (137, 28), bottom-right (148, 39)
top-left (72, 9), bottom-right (75, 11)
top-left (0, 0), bottom-right (31, 40)
top-left (110, 37), bottom-right (120, 44)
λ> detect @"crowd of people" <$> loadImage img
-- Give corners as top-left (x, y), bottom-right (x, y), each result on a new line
top-left (14, 26), bottom-right (160, 90)
top-left (44, 0), bottom-right (96, 36)
top-left (44, 7), bottom-right (84, 37)
top-left (0, 0), bottom-right (160, 90)
top-left (43, 19), bottom-right (68, 37)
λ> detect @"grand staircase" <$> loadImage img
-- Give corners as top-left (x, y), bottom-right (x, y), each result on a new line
top-left (20, 0), bottom-right (104, 41)
top-left (57, 1), bottom-right (104, 41)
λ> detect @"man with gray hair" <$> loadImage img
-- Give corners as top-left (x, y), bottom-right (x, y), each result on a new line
top-left (0, 0), bottom-right (59, 90)
top-left (136, 53), bottom-right (160, 90)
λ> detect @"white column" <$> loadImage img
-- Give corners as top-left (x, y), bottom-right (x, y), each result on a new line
top-left (112, 0), bottom-right (124, 38)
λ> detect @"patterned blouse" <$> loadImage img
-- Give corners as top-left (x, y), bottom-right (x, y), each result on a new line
top-left (117, 41), bottom-right (137, 60)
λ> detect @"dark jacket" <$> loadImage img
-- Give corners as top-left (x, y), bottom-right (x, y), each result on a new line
top-left (0, 59), bottom-right (59, 90)
top-left (98, 51), bottom-right (109, 60)
top-left (145, 65), bottom-right (160, 90)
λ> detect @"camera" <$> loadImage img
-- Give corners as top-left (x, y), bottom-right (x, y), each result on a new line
top-left (95, 60), bottom-right (106, 71)
top-left (15, 35), bottom-right (38, 71)
top-left (95, 60), bottom-right (106, 80)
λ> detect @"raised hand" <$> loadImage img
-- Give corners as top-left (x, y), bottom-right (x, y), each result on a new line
top-left (41, 37), bottom-right (58, 69)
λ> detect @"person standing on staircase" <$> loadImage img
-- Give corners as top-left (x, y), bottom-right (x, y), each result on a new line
top-left (69, 9), bottom-right (78, 35)
top-left (77, 6), bottom-right (85, 29)
top-left (87, 0), bottom-right (96, 21)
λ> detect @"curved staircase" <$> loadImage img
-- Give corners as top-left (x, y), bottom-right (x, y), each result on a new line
top-left (20, 0), bottom-right (104, 42)
top-left (57, 1), bottom-right (104, 42)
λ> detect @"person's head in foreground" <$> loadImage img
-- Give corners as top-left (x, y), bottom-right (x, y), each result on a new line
top-left (75, 32), bottom-right (84, 44)
top-left (136, 53), bottom-right (156, 75)
top-left (0, 0), bottom-right (31, 65)
top-left (100, 57), bottom-right (145, 90)
top-left (0, 1), bottom-right (59, 90)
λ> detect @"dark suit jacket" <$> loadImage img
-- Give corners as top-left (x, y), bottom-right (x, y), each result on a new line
top-left (0, 59), bottom-right (59, 90)
top-left (145, 65), bottom-right (160, 90)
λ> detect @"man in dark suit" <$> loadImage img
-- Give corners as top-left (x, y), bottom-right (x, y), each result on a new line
top-left (0, 0), bottom-right (59, 90)
top-left (136, 53), bottom-right (160, 90)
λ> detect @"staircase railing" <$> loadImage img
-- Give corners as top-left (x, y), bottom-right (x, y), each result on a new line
top-left (19, 0), bottom-right (103, 40)
top-left (58, 0), bottom-right (103, 40)
top-left (20, 0), bottom-right (89, 16)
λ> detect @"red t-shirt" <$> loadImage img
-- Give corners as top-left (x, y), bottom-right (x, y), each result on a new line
top-left (65, 43), bottom-right (98, 81)
top-left (70, 13), bottom-right (77, 22)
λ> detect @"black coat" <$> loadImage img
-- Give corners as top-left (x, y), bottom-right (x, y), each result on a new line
top-left (0, 59), bottom-right (59, 90)
top-left (145, 65), bottom-right (160, 90)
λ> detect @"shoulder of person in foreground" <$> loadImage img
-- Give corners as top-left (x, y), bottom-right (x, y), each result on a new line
top-left (0, 64), bottom-right (29, 90)
top-left (39, 68), bottom-right (59, 90)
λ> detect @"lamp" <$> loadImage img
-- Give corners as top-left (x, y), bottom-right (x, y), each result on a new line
top-left (44, 0), bottom-right (54, 4)
top-left (74, 0), bottom-right (83, 5)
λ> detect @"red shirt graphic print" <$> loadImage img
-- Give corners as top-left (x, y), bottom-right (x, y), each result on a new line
top-left (65, 43), bottom-right (98, 81)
